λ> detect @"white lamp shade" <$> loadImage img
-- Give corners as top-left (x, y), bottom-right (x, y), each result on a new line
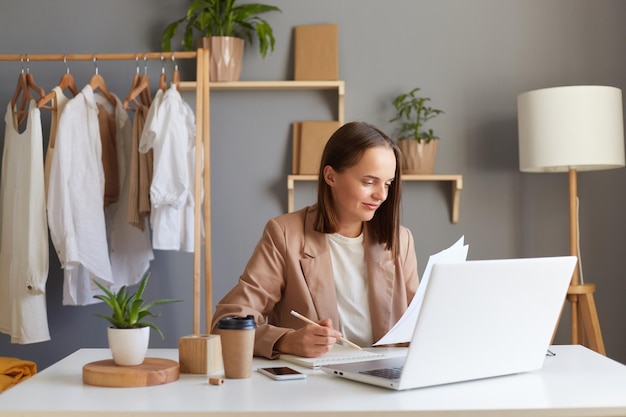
top-left (518, 85), bottom-right (625, 172)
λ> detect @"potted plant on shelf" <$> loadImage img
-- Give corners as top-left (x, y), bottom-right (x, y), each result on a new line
top-left (161, 0), bottom-right (281, 82)
top-left (93, 273), bottom-right (182, 366)
top-left (389, 87), bottom-right (444, 174)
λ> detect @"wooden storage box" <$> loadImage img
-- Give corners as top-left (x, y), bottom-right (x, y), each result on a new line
top-left (294, 23), bottom-right (339, 81)
top-left (178, 334), bottom-right (222, 374)
top-left (293, 121), bottom-right (341, 175)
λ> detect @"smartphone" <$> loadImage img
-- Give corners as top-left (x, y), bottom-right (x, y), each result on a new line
top-left (257, 366), bottom-right (307, 381)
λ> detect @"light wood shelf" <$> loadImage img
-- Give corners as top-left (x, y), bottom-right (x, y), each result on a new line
top-left (179, 80), bottom-right (345, 124)
top-left (179, 80), bottom-right (344, 90)
top-left (287, 174), bottom-right (463, 223)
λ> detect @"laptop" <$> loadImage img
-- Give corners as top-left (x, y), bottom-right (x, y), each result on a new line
top-left (322, 256), bottom-right (577, 390)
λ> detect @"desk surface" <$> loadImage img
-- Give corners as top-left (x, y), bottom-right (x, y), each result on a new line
top-left (1, 345), bottom-right (626, 417)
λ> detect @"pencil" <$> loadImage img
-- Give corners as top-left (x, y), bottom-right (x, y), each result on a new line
top-left (290, 310), bottom-right (362, 350)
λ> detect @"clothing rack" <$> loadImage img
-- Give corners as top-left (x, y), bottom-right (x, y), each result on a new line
top-left (0, 50), bottom-right (212, 335)
top-left (0, 52), bottom-right (197, 62)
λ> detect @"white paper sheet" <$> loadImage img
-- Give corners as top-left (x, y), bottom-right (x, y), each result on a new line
top-left (372, 236), bottom-right (468, 346)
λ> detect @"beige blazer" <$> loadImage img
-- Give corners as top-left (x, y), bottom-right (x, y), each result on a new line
top-left (211, 205), bottom-right (419, 359)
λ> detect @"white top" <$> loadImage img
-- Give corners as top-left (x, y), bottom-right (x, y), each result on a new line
top-left (139, 85), bottom-right (197, 252)
top-left (0, 346), bottom-right (625, 416)
top-left (328, 232), bottom-right (373, 346)
top-left (0, 100), bottom-right (50, 343)
top-left (48, 85), bottom-right (113, 305)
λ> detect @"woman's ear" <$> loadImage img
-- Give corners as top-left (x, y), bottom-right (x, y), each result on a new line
top-left (323, 165), bottom-right (335, 186)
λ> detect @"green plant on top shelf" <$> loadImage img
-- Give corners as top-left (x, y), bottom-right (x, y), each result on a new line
top-left (161, 0), bottom-right (281, 58)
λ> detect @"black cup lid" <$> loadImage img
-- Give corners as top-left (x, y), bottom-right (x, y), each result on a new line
top-left (217, 315), bottom-right (256, 330)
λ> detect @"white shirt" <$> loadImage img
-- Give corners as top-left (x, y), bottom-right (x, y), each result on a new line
top-left (48, 85), bottom-right (113, 305)
top-left (0, 100), bottom-right (50, 343)
top-left (327, 232), bottom-right (373, 347)
top-left (139, 85), bottom-right (197, 252)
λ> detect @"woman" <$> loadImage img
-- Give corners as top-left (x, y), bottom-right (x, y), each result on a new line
top-left (211, 121), bottom-right (419, 359)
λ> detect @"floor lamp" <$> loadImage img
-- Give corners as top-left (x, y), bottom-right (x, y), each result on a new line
top-left (517, 85), bottom-right (625, 355)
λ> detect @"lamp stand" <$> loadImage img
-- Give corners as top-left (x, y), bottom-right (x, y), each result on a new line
top-left (566, 168), bottom-right (606, 355)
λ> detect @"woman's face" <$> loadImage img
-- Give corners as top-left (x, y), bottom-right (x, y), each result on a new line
top-left (323, 146), bottom-right (396, 237)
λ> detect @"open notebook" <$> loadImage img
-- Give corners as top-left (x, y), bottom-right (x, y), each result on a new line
top-left (280, 344), bottom-right (385, 369)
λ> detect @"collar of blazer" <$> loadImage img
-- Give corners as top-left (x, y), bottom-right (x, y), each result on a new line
top-left (301, 205), bottom-right (393, 265)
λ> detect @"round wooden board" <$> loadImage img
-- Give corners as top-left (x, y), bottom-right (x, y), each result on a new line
top-left (83, 357), bottom-right (180, 387)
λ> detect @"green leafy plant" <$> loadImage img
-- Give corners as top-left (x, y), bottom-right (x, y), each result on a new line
top-left (93, 273), bottom-right (182, 339)
top-left (389, 87), bottom-right (444, 143)
top-left (161, 0), bottom-right (281, 58)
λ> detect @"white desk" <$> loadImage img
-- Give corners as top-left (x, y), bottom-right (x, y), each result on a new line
top-left (1, 345), bottom-right (625, 416)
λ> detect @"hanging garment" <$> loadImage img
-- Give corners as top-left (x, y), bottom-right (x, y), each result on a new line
top-left (137, 123), bottom-right (154, 219)
top-left (95, 92), bottom-right (153, 289)
top-left (139, 85), bottom-right (198, 252)
top-left (47, 85), bottom-right (114, 305)
top-left (98, 102), bottom-right (120, 207)
top-left (0, 100), bottom-right (50, 344)
top-left (127, 102), bottom-right (153, 230)
top-left (48, 86), bottom-right (154, 306)
top-left (43, 86), bottom-right (71, 199)
top-left (181, 94), bottom-right (203, 250)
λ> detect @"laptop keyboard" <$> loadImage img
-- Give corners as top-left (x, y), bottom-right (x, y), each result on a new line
top-left (360, 366), bottom-right (404, 380)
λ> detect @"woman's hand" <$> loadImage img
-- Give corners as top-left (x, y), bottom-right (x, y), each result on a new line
top-left (275, 318), bottom-right (343, 357)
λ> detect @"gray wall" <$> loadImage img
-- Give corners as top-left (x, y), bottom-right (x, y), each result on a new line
top-left (1, 0), bottom-right (626, 370)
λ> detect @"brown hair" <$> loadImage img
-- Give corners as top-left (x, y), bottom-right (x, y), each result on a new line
top-left (314, 121), bottom-right (403, 256)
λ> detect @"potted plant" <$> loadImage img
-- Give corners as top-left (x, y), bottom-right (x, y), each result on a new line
top-left (161, 0), bottom-right (281, 81)
top-left (93, 273), bottom-right (182, 366)
top-left (389, 87), bottom-right (444, 174)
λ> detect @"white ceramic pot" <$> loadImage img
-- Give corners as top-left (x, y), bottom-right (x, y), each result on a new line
top-left (107, 326), bottom-right (150, 366)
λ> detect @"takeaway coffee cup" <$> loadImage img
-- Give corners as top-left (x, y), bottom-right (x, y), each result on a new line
top-left (217, 315), bottom-right (256, 379)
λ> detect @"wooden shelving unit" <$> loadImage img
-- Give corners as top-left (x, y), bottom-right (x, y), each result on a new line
top-left (180, 79), bottom-right (462, 230)
top-left (288, 174), bottom-right (463, 223)
top-left (179, 80), bottom-right (345, 124)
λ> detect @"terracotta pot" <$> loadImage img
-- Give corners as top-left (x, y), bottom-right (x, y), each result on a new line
top-left (107, 326), bottom-right (150, 366)
top-left (198, 36), bottom-right (244, 82)
top-left (398, 139), bottom-right (438, 174)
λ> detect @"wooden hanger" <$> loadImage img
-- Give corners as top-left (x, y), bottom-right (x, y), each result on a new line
top-left (38, 55), bottom-right (79, 109)
top-left (10, 57), bottom-right (30, 108)
top-left (122, 57), bottom-right (141, 110)
top-left (58, 72), bottom-right (78, 96)
top-left (11, 55), bottom-right (42, 127)
top-left (123, 75), bottom-right (151, 110)
top-left (10, 71), bottom-right (32, 127)
top-left (123, 55), bottom-right (152, 110)
top-left (26, 73), bottom-right (45, 99)
top-left (172, 54), bottom-right (180, 92)
top-left (159, 54), bottom-right (167, 92)
top-left (89, 55), bottom-right (117, 107)
top-left (139, 73), bottom-right (152, 105)
top-left (139, 55), bottom-right (152, 106)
